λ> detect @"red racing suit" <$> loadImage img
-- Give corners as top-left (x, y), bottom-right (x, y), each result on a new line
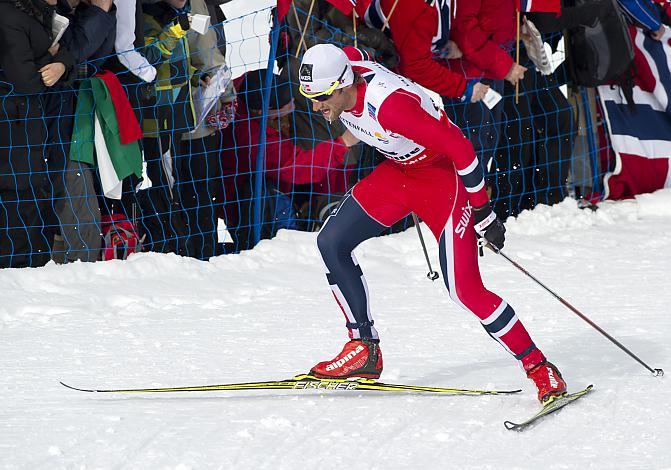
top-left (316, 47), bottom-right (546, 372)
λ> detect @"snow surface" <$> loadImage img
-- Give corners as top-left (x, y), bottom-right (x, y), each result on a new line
top-left (2, 191), bottom-right (671, 470)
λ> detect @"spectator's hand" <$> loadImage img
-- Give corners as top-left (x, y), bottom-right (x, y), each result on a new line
top-left (39, 62), bottom-right (66, 87)
top-left (651, 25), bottom-right (666, 41)
top-left (504, 63), bottom-right (527, 86)
top-left (48, 42), bottom-right (59, 56)
top-left (446, 40), bottom-right (463, 60)
top-left (473, 202), bottom-right (505, 251)
top-left (471, 82), bottom-right (490, 103)
top-left (90, 0), bottom-right (112, 12)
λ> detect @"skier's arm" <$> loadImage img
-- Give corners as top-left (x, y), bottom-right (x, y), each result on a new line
top-left (376, 90), bottom-right (488, 208)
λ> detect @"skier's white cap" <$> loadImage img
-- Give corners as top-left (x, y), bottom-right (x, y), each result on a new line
top-left (298, 44), bottom-right (354, 99)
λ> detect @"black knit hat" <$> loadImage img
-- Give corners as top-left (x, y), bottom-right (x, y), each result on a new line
top-left (240, 68), bottom-right (293, 111)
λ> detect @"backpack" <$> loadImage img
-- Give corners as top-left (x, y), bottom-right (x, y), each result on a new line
top-left (565, 0), bottom-right (635, 87)
top-left (100, 214), bottom-right (142, 261)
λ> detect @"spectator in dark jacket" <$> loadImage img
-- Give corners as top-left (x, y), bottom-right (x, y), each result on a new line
top-left (58, 0), bottom-right (116, 66)
top-left (44, 0), bottom-right (117, 263)
top-left (0, 0), bottom-right (76, 268)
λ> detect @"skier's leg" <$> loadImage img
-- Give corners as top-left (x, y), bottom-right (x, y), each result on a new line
top-left (312, 163), bottom-right (410, 379)
top-left (426, 181), bottom-right (567, 402)
top-left (317, 193), bottom-right (384, 340)
top-left (317, 161), bottom-right (410, 339)
top-left (437, 188), bottom-right (544, 368)
top-left (408, 158), bottom-right (547, 370)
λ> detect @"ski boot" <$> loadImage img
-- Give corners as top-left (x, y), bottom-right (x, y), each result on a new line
top-left (310, 338), bottom-right (383, 379)
top-left (526, 361), bottom-right (568, 404)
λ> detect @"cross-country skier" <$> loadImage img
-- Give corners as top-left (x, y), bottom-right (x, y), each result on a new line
top-left (298, 43), bottom-right (568, 404)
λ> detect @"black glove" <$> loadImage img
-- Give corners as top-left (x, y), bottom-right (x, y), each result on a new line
top-left (473, 202), bottom-right (506, 251)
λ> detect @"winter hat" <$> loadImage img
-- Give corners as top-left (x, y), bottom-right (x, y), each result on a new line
top-left (240, 68), bottom-right (293, 111)
top-left (298, 44), bottom-right (354, 98)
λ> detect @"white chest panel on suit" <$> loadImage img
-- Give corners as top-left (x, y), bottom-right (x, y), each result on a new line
top-left (339, 60), bottom-right (442, 164)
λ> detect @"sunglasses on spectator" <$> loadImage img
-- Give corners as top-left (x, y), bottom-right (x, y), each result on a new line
top-left (299, 65), bottom-right (348, 102)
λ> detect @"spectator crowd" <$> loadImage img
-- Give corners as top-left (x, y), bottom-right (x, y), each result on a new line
top-left (0, 0), bottom-right (669, 268)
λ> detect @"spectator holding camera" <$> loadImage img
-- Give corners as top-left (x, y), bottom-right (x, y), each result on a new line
top-left (0, 0), bottom-right (76, 268)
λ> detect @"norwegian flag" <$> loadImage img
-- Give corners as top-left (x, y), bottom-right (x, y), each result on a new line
top-left (518, 0), bottom-right (561, 13)
top-left (327, 0), bottom-right (373, 17)
top-left (597, 26), bottom-right (671, 199)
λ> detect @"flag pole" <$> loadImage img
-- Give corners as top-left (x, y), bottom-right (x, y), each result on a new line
top-left (291, 2), bottom-right (308, 57)
top-left (381, 0), bottom-right (399, 32)
top-left (295, 0), bottom-right (316, 57)
top-left (353, 9), bottom-right (358, 48)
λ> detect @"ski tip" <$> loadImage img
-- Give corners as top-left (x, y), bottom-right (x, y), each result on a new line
top-left (60, 382), bottom-right (95, 392)
top-left (503, 420), bottom-right (519, 431)
top-left (577, 384), bottom-right (594, 394)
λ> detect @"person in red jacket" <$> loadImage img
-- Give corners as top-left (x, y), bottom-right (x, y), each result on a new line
top-left (365, 0), bottom-right (489, 103)
top-left (219, 69), bottom-right (350, 250)
top-left (446, 0), bottom-right (526, 171)
top-left (298, 44), bottom-right (568, 405)
top-left (449, 0), bottom-right (526, 84)
top-left (365, 0), bottom-right (524, 171)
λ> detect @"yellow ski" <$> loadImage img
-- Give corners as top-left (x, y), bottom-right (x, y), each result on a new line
top-left (61, 374), bottom-right (522, 396)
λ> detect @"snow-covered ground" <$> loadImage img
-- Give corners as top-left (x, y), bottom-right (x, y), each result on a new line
top-left (1, 190), bottom-right (670, 469)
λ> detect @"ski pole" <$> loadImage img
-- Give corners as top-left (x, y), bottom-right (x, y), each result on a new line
top-left (483, 242), bottom-right (664, 377)
top-left (412, 213), bottom-right (439, 281)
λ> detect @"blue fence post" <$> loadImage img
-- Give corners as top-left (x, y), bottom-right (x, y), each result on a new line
top-left (580, 87), bottom-right (602, 196)
top-left (252, 10), bottom-right (281, 246)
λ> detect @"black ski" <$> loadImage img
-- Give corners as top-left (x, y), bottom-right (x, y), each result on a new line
top-left (504, 385), bottom-right (594, 431)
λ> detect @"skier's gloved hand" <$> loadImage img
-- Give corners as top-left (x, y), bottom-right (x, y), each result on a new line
top-left (473, 202), bottom-right (506, 251)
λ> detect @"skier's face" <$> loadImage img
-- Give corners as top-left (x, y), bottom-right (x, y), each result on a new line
top-left (311, 89), bottom-right (348, 123)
